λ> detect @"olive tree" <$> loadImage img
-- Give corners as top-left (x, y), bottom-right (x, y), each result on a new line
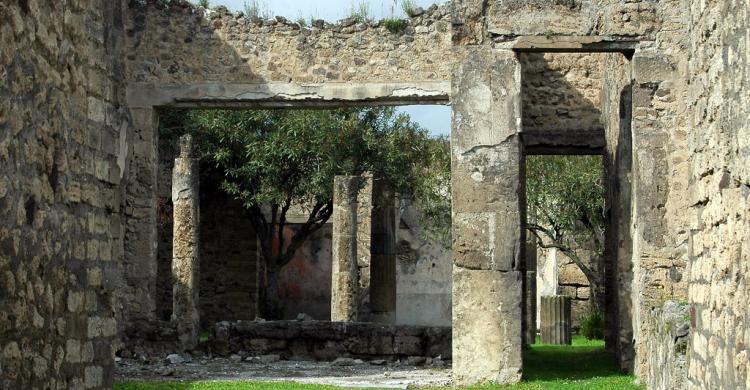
top-left (160, 107), bottom-right (440, 318)
top-left (525, 154), bottom-right (606, 313)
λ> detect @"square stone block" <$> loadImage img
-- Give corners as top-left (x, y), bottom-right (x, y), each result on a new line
top-left (452, 267), bottom-right (522, 385)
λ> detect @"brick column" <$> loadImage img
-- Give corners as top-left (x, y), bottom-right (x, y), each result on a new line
top-left (171, 134), bottom-right (200, 349)
top-left (331, 175), bottom-right (360, 321)
top-left (369, 177), bottom-right (397, 324)
top-left (451, 47), bottom-right (524, 385)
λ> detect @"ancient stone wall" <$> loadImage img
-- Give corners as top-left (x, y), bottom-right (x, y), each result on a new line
top-left (521, 53), bottom-right (604, 133)
top-left (121, 1), bottom-right (453, 333)
top-left (125, 1), bottom-right (451, 85)
top-left (685, 0), bottom-right (750, 388)
top-left (198, 195), bottom-right (259, 325)
top-left (0, 1), bottom-right (126, 388)
top-left (646, 301), bottom-right (689, 390)
top-left (211, 321), bottom-right (451, 362)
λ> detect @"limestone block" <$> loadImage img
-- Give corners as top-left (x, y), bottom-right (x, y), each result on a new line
top-left (633, 54), bottom-right (675, 84)
top-left (452, 268), bottom-right (522, 385)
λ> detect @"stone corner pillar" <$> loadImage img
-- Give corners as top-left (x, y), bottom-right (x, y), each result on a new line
top-left (331, 175), bottom-right (361, 322)
top-left (451, 47), bottom-right (524, 385)
top-left (369, 176), bottom-right (397, 324)
top-left (172, 134), bottom-right (200, 349)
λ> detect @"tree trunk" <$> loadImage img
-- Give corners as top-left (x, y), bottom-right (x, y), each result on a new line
top-left (258, 261), bottom-right (282, 319)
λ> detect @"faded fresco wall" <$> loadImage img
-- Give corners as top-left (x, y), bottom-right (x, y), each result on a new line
top-left (396, 202), bottom-right (452, 327)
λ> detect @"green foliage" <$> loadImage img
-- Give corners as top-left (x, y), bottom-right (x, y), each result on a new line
top-left (244, 0), bottom-right (269, 19)
top-left (162, 108), bottom-right (430, 211)
top-left (160, 107), bottom-right (440, 317)
top-left (382, 18), bottom-right (408, 34)
top-left (581, 311), bottom-right (605, 340)
top-left (410, 136), bottom-right (451, 247)
top-left (348, 0), bottom-right (371, 23)
top-left (526, 155), bottom-right (604, 240)
top-left (401, 0), bottom-right (418, 17)
top-left (197, 0), bottom-right (209, 8)
top-left (526, 155), bottom-right (606, 310)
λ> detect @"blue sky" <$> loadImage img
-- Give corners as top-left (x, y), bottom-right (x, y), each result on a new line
top-left (208, 0), bottom-right (451, 137)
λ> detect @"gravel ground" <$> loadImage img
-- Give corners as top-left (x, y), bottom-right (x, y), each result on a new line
top-left (115, 357), bottom-right (452, 389)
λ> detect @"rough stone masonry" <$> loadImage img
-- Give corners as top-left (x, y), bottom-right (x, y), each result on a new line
top-left (0, 0), bottom-right (748, 389)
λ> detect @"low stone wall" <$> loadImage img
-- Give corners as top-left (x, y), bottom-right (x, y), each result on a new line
top-left (211, 321), bottom-right (451, 362)
top-left (646, 301), bottom-right (689, 390)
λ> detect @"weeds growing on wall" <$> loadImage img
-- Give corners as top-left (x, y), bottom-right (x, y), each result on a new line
top-left (244, 0), bottom-right (270, 19)
top-left (382, 18), bottom-right (408, 34)
top-left (401, 0), bottom-right (418, 17)
top-left (348, 0), bottom-right (372, 23)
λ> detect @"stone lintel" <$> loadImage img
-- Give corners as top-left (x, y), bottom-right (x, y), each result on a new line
top-left (502, 36), bottom-right (640, 54)
top-left (127, 81), bottom-right (451, 109)
top-left (523, 129), bottom-right (606, 155)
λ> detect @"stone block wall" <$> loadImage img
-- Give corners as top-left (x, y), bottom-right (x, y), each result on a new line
top-left (211, 321), bottom-right (451, 361)
top-left (521, 53), bottom-right (604, 133)
top-left (685, 0), bottom-right (750, 388)
top-left (0, 1), bottom-right (127, 388)
top-left (125, 1), bottom-right (451, 85)
top-left (646, 301), bottom-right (689, 390)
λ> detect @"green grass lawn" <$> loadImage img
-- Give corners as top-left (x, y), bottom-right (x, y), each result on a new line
top-left (115, 336), bottom-right (642, 390)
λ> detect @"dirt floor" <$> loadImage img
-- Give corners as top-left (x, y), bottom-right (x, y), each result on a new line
top-left (115, 357), bottom-right (452, 389)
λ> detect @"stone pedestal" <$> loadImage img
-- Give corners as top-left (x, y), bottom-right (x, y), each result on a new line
top-left (369, 177), bottom-right (397, 324)
top-left (171, 134), bottom-right (200, 349)
top-left (451, 48), bottom-right (524, 385)
top-left (331, 176), bottom-right (360, 321)
top-left (540, 295), bottom-right (572, 345)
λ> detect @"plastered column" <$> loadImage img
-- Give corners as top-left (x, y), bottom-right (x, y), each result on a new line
top-left (331, 175), bottom-right (361, 321)
top-left (369, 177), bottom-right (397, 324)
top-left (171, 134), bottom-right (200, 349)
top-left (451, 47), bottom-right (524, 385)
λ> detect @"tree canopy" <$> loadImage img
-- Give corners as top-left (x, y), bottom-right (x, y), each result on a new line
top-left (159, 107), bottom-right (446, 317)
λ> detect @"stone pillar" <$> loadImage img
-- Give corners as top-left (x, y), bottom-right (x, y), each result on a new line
top-left (331, 176), bottom-right (360, 322)
top-left (369, 177), bottom-right (397, 324)
top-left (171, 134), bottom-right (200, 349)
top-left (524, 241), bottom-right (538, 345)
top-left (540, 295), bottom-right (572, 345)
top-left (451, 47), bottom-right (524, 385)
